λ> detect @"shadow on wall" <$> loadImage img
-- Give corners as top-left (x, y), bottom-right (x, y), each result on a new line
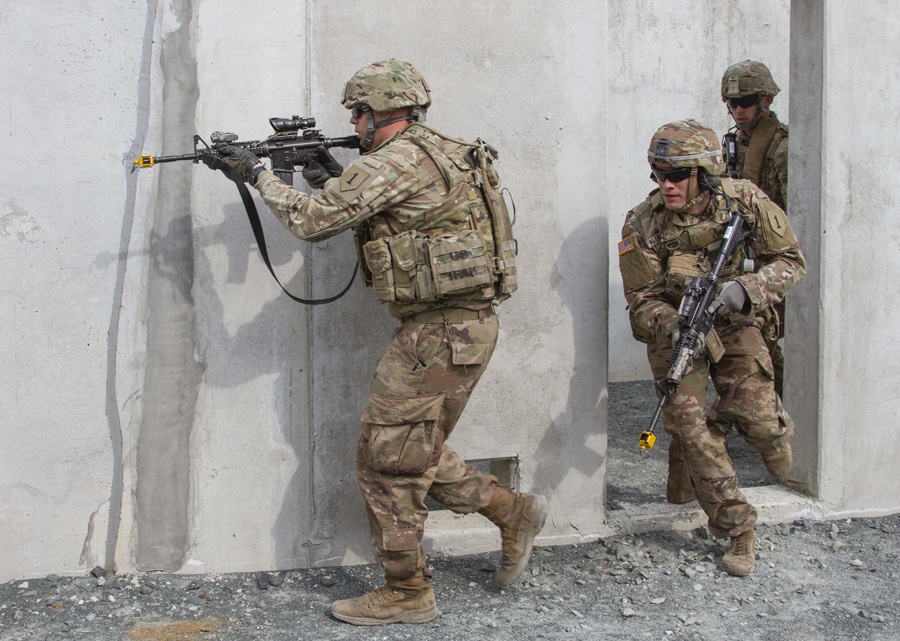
top-left (95, 193), bottom-right (379, 573)
top-left (196, 200), bottom-right (381, 572)
top-left (530, 215), bottom-right (608, 513)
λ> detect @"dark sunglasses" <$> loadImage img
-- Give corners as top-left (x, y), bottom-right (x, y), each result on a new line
top-left (651, 167), bottom-right (693, 184)
top-left (350, 104), bottom-right (370, 119)
top-left (726, 95), bottom-right (759, 109)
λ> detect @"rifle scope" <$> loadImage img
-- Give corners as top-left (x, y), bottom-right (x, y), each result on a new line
top-left (269, 116), bottom-right (316, 133)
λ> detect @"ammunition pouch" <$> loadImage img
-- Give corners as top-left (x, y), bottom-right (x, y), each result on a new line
top-left (361, 229), bottom-right (494, 304)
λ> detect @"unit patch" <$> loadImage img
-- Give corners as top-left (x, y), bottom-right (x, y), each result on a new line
top-left (341, 165), bottom-right (373, 193)
top-left (765, 206), bottom-right (788, 237)
top-left (618, 236), bottom-right (636, 255)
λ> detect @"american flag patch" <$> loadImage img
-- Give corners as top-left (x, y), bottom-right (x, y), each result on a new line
top-left (618, 236), bottom-right (635, 255)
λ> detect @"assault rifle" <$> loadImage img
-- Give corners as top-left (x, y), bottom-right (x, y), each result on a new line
top-left (132, 115), bottom-right (362, 306)
top-left (723, 132), bottom-right (741, 179)
top-left (132, 115), bottom-right (360, 184)
top-left (638, 208), bottom-right (752, 451)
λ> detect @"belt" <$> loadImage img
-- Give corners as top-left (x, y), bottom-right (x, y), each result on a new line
top-left (401, 307), bottom-right (495, 324)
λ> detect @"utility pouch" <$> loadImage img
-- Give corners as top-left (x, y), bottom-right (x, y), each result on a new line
top-left (363, 238), bottom-right (396, 303)
top-left (388, 230), bottom-right (419, 302)
top-left (429, 230), bottom-right (494, 297)
top-left (473, 140), bottom-right (518, 300)
top-left (705, 328), bottom-right (725, 364)
top-left (664, 253), bottom-right (708, 303)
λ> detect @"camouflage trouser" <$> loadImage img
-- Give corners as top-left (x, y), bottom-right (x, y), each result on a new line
top-left (356, 312), bottom-right (500, 580)
top-left (649, 322), bottom-right (793, 538)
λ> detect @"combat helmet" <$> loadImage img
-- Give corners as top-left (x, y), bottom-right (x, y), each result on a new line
top-left (721, 60), bottom-right (781, 99)
top-left (342, 59), bottom-right (430, 150)
top-left (647, 119), bottom-right (725, 177)
top-left (647, 119), bottom-right (724, 212)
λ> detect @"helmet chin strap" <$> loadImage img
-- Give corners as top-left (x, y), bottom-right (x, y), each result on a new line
top-left (360, 107), bottom-right (427, 151)
top-left (671, 168), bottom-right (708, 214)
top-left (734, 96), bottom-right (767, 131)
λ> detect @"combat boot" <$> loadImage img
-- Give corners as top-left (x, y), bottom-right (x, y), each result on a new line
top-left (720, 529), bottom-right (757, 577)
top-left (330, 571), bottom-right (438, 626)
top-left (479, 487), bottom-right (548, 586)
top-left (761, 443), bottom-right (793, 478)
top-left (666, 437), bottom-right (695, 504)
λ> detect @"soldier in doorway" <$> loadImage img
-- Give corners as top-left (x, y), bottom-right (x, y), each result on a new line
top-left (213, 59), bottom-right (547, 625)
top-left (618, 119), bottom-right (804, 576)
top-left (721, 59), bottom-right (790, 399)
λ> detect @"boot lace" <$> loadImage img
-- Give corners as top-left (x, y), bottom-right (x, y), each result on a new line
top-left (369, 586), bottom-right (404, 604)
top-left (731, 533), bottom-right (752, 556)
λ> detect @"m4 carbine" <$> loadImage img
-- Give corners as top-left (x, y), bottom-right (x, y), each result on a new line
top-left (133, 115), bottom-right (359, 184)
top-left (132, 116), bottom-right (361, 306)
top-left (638, 208), bottom-right (752, 451)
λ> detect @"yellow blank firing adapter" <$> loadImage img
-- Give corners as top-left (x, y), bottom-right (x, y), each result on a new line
top-left (638, 430), bottom-right (657, 450)
top-left (134, 154), bottom-right (156, 169)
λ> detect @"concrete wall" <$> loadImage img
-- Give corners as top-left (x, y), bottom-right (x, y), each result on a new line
top-left (0, 0), bottom-right (897, 582)
top-left (788, 0), bottom-right (900, 512)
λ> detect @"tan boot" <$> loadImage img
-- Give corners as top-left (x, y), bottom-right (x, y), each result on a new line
top-left (479, 487), bottom-right (548, 586)
top-left (330, 571), bottom-right (438, 626)
top-left (762, 443), bottom-right (793, 478)
top-left (666, 437), bottom-right (695, 504)
top-left (720, 529), bottom-right (757, 577)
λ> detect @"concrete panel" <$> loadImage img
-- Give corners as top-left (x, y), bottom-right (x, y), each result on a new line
top-left (0, 1), bottom-right (149, 579)
top-left (815, 0), bottom-right (900, 510)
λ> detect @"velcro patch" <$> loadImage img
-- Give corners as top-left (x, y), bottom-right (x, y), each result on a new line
top-left (765, 206), bottom-right (788, 237)
top-left (618, 236), bottom-right (636, 255)
top-left (340, 165), bottom-right (373, 193)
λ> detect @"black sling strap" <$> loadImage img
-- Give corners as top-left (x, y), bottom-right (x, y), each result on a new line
top-left (208, 156), bottom-right (357, 305)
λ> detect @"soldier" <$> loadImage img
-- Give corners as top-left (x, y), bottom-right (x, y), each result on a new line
top-left (721, 60), bottom-right (788, 211)
top-left (618, 119), bottom-right (805, 576)
top-left (667, 61), bottom-right (792, 506)
top-left (721, 60), bottom-right (790, 401)
top-left (213, 59), bottom-right (547, 625)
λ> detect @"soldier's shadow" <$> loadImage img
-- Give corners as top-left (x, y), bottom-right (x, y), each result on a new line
top-left (530, 216), bottom-right (607, 508)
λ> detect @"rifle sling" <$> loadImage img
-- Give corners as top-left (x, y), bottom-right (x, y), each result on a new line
top-left (741, 116), bottom-right (779, 187)
top-left (210, 156), bottom-right (357, 305)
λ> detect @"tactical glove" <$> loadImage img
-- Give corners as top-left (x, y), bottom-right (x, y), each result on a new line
top-left (213, 142), bottom-right (264, 184)
top-left (708, 281), bottom-right (749, 317)
top-left (301, 146), bottom-right (344, 189)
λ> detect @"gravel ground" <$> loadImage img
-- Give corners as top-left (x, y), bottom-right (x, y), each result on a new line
top-left (1, 382), bottom-right (897, 641)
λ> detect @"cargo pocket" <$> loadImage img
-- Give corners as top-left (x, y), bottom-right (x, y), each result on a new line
top-left (448, 329), bottom-right (490, 366)
top-left (360, 393), bottom-right (445, 475)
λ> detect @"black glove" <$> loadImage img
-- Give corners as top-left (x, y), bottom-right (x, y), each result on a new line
top-left (213, 142), bottom-right (264, 184)
top-left (708, 281), bottom-right (749, 317)
top-left (301, 146), bottom-right (344, 189)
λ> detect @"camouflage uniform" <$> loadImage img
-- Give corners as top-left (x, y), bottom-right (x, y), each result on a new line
top-left (722, 60), bottom-right (790, 398)
top-left (730, 118), bottom-right (788, 212)
top-left (254, 120), bottom-right (508, 577)
top-left (620, 121), bottom-right (805, 538)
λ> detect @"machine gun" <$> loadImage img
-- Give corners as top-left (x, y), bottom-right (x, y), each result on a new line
top-left (722, 132), bottom-right (741, 179)
top-left (638, 209), bottom-right (752, 451)
top-left (132, 115), bottom-right (360, 185)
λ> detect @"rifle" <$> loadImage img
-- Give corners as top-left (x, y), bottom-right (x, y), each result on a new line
top-left (638, 208), bottom-right (752, 451)
top-left (132, 115), bottom-right (360, 185)
top-left (723, 132), bottom-right (741, 179)
top-left (132, 116), bottom-right (362, 306)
